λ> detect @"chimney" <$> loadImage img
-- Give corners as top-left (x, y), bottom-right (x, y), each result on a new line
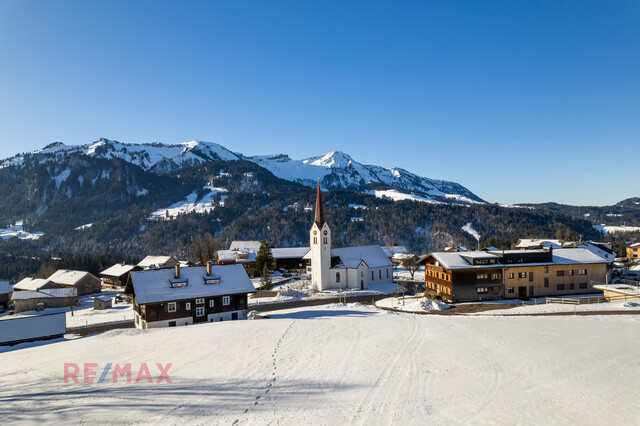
top-left (207, 261), bottom-right (212, 276)
top-left (175, 264), bottom-right (180, 279)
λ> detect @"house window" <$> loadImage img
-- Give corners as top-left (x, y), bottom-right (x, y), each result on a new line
top-left (491, 273), bottom-right (501, 280)
top-left (196, 298), bottom-right (204, 305)
top-left (518, 272), bottom-right (526, 279)
top-left (476, 287), bottom-right (489, 294)
top-left (336, 272), bottom-right (341, 283)
top-left (508, 273), bottom-right (514, 279)
top-left (209, 299), bottom-right (215, 308)
top-left (544, 266), bottom-right (549, 274)
top-left (544, 278), bottom-right (549, 287)
top-left (557, 284), bottom-right (565, 290)
top-left (508, 287), bottom-right (514, 293)
top-left (195, 307), bottom-right (205, 317)
top-left (222, 296), bottom-right (231, 306)
top-left (569, 270), bottom-right (574, 276)
top-left (186, 302), bottom-right (191, 310)
top-left (477, 273), bottom-right (488, 280)
top-left (493, 286), bottom-right (500, 294)
top-left (557, 270), bottom-right (564, 277)
top-left (569, 283), bottom-right (575, 290)
top-left (579, 269), bottom-right (587, 275)
top-left (579, 282), bottom-right (587, 289)
top-left (167, 302), bottom-right (177, 313)
top-left (168, 321), bottom-right (176, 327)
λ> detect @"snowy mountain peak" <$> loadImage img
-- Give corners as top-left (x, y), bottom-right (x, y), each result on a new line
top-left (306, 151), bottom-right (354, 169)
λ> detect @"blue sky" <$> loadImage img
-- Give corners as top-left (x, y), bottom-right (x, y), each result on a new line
top-left (0, 1), bottom-right (638, 206)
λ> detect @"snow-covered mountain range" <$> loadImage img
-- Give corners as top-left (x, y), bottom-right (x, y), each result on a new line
top-left (0, 138), bottom-right (483, 204)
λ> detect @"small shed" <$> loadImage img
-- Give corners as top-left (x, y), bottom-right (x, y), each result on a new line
top-left (94, 295), bottom-right (113, 310)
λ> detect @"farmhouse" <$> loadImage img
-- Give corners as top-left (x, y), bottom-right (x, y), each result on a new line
top-left (13, 277), bottom-right (59, 292)
top-left (137, 255), bottom-right (179, 270)
top-left (272, 247), bottom-right (309, 272)
top-left (10, 288), bottom-right (77, 313)
top-left (425, 247), bottom-right (611, 302)
top-left (627, 243), bottom-right (640, 262)
top-left (48, 269), bottom-right (102, 296)
top-left (0, 281), bottom-right (11, 310)
top-left (305, 184), bottom-right (393, 291)
top-left (130, 262), bottom-right (255, 329)
top-left (100, 263), bottom-right (142, 287)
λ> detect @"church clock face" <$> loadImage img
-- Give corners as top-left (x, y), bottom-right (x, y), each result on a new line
top-left (323, 230), bottom-right (328, 236)
top-left (313, 230), bottom-right (317, 236)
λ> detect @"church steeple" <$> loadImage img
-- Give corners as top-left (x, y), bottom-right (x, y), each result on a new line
top-left (314, 181), bottom-right (325, 227)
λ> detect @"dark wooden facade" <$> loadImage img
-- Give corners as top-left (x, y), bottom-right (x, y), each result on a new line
top-left (134, 293), bottom-right (248, 324)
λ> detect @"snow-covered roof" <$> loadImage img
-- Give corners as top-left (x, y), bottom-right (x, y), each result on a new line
top-left (482, 246), bottom-right (500, 252)
top-left (331, 245), bottom-right (393, 269)
top-left (593, 284), bottom-right (640, 297)
top-left (388, 246), bottom-right (408, 254)
top-left (100, 264), bottom-right (138, 277)
top-left (516, 239), bottom-right (563, 249)
top-left (272, 247), bottom-right (310, 259)
top-left (579, 242), bottom-right (616, 262)
top-left (431, 248), bottom-right (611, 270)
top-left (94, 295), bottom-right (112, 303)
top-left (13, 278), bottom-right (56, 291)
top-left (630, 243), bottom-right (640, 248)
top-left (48, 270), bottom-right (93, 286)
top-left (131, 265), bottom-right (255, 305)
top-left (216, 250), bottom-right (257, 263)
top-left (229, 241), bottom-right (262, 252)
top-left (137, 255), bottom-right (178, 268)
top-left (10, 288), bottom-right (77, 300)
top-left (444, 246), bottom-right (469, 252)
top-left (0, 281), bottom-right (11, 295)
top-left (381, 246), bottom-right (393, 257)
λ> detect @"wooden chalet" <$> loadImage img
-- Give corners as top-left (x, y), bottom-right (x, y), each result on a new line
top-left (48, 270), bottom-right (102, 296)
top-left (100, 263), bottom-right (142, 287)
top-left (130, 262), bottom-right (255, 329)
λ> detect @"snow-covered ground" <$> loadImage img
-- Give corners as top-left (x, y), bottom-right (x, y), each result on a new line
top-left (474, 299), bottom-right (640, 315)
top-left (376, 296), bottom-right (451, 312)
top-left (1, 304), bottom-right (638, 424)
top-left (249, 280), bottom-right (401, 306)
top-left (0, 291), bottom-right (133, 328)
top-left (0, 220), bottom-right (44, 240)
top-left (373, 189), bottom-right (440, 203)
top-left (593, 224), bottom-right (640, 235)
top-left (149, 185), bottom-right (227, 220)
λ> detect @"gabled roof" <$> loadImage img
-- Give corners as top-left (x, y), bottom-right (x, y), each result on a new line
top-left (630, 243), bottom-right (640, 248)
top-left (331, 245), bottom-right (393, 269)
top-left (380, 246), bottom-right (393, 257)
top-left (388, 246), bottom-right (408, 254)
top-left (14, 277), bottom-right (58, 291)
top-left (137, 255), bottom-right (178, 268)
top-left (216, 250), bottom-right (257, 263)
top-left (0, 281), bottom-right (11, 295)
top-left (516, 239), bottom-right (563, 249)
top-left (131, 264), bottom-right (255, 305)
top-left (94, 295), bottom-right (112, 303)
top-left (229, 241), bottom-right (262, 252)
top-left (48, 270), bottom-right (95, 286)
top-left (100, 264), bottom-right (139, 277)
top-left (272, 247), bottom-right (310, 259)
top-left (10, 288), bottom-right (77, 300)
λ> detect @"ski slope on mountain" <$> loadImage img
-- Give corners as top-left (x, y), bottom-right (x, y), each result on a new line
top-left (1, 304), bottom-right (638, 425)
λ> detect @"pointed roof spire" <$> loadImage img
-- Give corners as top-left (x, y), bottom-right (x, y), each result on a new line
top-left (314, 180), bottom-right (325, 227)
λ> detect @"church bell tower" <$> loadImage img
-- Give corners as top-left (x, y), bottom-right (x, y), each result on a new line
top-left (310, 182), bottom-right (331, 290)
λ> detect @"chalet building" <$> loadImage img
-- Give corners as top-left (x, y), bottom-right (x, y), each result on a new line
top-left (627, 243), bottom-right (640, 262)
top-left (271, 247), bottom-right (309, 271)
top-left (425, 247), bottom-right (611, 302)
top-left (215, 249), bottom-right (257, 276)
top-left (229, 241), bottom-right (262, 252)
top-left (305, 184), bottom-right (393, 291)
top-left (100, 263), bottom-right (142, 287)
top-left (130, 262), bottom-right (255, 329)
top-left (10, 288), bottom-right (77, 313)
top-left (48, 270), bottom-right (102, 296)
top-left (13, 277), bottom-right (60, 292)
top-left (516, 239), bottom-right (564, 250)
top-left (137, 255), bottom-right (180, 270)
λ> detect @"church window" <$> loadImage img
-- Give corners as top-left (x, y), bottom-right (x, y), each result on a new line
top-left (336, 272), bottom-right (341, 283)
top-left (361, 271), bottom-right (364, 276)
top-left (313, 237), bottom-right (317, 244)
top-left (371, 271), bottom-right (374, 280)
top-left (323, 237), bottom-right (327, 244)
top-left (379, 270), bottom-right (382, 279)
top-left (387, 269), bottom-right (389, 278)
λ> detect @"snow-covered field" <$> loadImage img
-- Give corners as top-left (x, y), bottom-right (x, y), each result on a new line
top-left (376, 296), bottom-right (451, 312)
top-left (474, 299), bottom-right (640, 315)
top-left (0, 220), bottom-right (44, 240)
top-left (593, 224), bottom-right (640, 235)
top-left (1, 304), bottom-right (639, 424)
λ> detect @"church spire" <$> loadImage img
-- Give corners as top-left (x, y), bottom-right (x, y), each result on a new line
top-left (314, 180), bottom-right (325, 227)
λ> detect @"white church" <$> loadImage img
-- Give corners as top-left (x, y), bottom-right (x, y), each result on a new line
top-left (304, 184), bottom-right (393, 291)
